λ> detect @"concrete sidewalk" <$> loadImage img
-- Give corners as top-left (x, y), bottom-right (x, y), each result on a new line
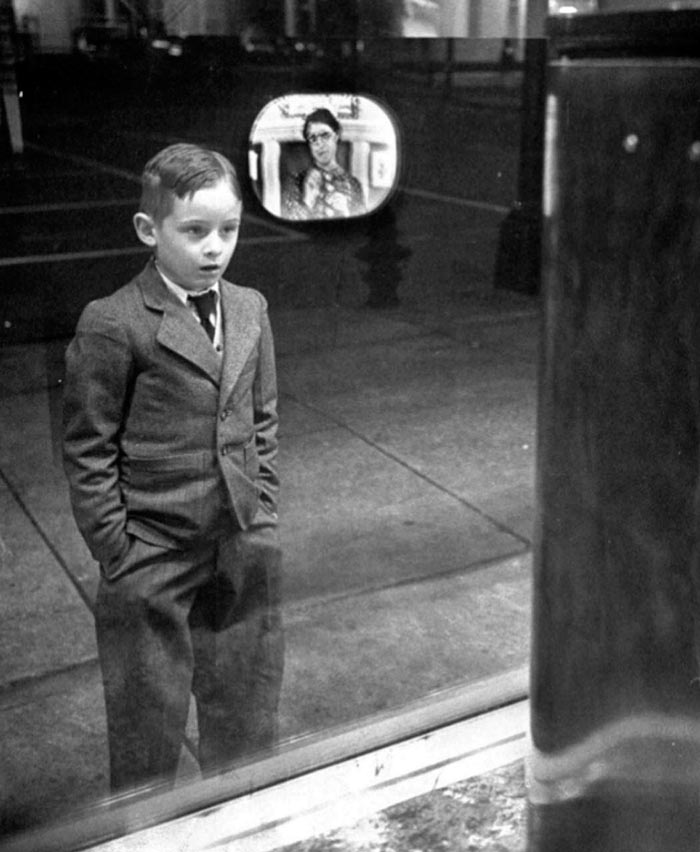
top-left (0, 289), bottom-right (537, 842)
top-left (1, 59), bottom-right (535, 848)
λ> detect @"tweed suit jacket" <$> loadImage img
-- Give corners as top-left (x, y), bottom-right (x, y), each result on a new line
top-left (63, 259), bottom-right (279, 569)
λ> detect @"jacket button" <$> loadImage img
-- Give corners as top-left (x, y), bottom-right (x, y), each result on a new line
top-left (220, 410), bottom-right (229, 420)
top-left (220, 446), bottom-right (228, 456)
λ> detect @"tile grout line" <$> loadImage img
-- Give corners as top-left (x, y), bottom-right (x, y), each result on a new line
top-left (281, 548), bottom-right (532, 616)
top-left (281, 392), bottom-right (532, 549)
top-left (0, 466), bottom-right (94, 611)
top-left (0, 658), bottom-right (101, 704)
top-left (0, 465), bottom-right (203, 761)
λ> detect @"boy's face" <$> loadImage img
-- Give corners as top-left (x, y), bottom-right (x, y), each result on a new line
top-left (134, 179), bottom-right (242, 292)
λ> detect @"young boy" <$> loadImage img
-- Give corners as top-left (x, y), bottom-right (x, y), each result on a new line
top-left (63, 143), bottom-right (283, 793)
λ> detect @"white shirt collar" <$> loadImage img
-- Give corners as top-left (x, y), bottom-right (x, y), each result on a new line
top-left (156, 263), bottom-right (220, 305)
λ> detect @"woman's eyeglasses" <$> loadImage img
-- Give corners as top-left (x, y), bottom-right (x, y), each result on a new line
top-left (307, 131), bottom-right (334, 145)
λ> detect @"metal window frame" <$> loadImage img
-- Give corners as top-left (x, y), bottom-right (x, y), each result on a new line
top-left (2, 666), bottom-right (529, 852)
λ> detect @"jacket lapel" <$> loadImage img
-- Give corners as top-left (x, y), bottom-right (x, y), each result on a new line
top-left (139, 261), bottom-right (222, 386)
top-left (219, 280), bottom-right (259, 404)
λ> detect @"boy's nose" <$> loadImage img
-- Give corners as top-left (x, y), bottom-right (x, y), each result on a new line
top-left (204, 237), bottom-right (223, 256)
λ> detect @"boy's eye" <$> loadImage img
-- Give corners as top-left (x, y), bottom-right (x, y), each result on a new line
top-left (223, 224), bottom-right (239, 236)
top-left (185, 225), bottom-right (205, 236)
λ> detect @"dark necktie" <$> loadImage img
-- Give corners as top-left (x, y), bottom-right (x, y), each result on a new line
top-left (188, 290), bottom-right (216, 342)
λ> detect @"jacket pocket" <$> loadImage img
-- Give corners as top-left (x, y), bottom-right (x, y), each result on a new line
top-left (123, 452), bottom-right (216, 541)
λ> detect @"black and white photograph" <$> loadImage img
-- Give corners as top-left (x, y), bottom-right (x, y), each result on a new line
top-left (2, 1), bottom-right (699, 851)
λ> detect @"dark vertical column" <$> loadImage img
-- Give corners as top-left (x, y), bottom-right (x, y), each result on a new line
top-left (0, 0), bottom-right (23, 155)
top-left (357, 0), bottom-right (403, 36)
top-left (494, 37), bottom-right (547, 294)
top-left (529, 13), bottom-right (700, 852)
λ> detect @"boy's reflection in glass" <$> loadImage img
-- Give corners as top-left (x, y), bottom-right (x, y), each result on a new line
top-left (282, 108), bottom-right (365, 220)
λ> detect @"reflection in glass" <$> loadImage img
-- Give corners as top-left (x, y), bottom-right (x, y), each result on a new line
top-left (550, 0), bottom-right (700, 12)
top-left (1, 36), bottom-right (535, 849)
top-left (248, 93), bottom-right (399, 221)
top-left (548, 0), bottom-right (598, 14)
top-left (282, 108), bottom-right (366, 220)
top-left (61, 144), bottom-right (284, 795)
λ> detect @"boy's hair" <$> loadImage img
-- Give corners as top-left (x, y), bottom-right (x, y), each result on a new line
top-left (139, 143), bottom-right (242, 223)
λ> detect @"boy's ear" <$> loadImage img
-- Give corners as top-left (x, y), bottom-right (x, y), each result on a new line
top-left (133, 212), bottom-right (157, 247)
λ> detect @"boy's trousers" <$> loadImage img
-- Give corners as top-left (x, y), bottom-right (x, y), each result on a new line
top-left (93, 513), bottom-right (284, 793)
